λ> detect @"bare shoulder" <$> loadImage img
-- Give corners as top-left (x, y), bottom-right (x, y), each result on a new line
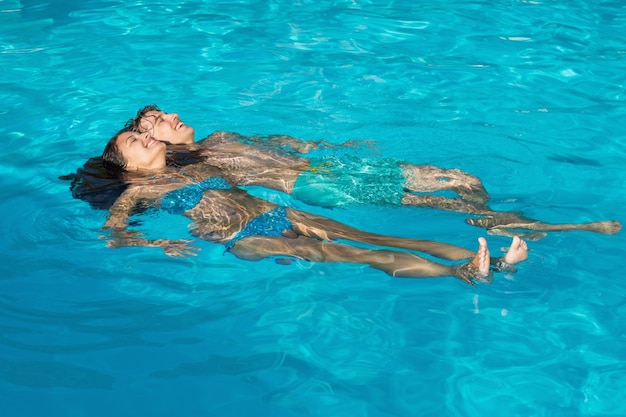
top-left (201, 131), bottom-right (246, 146)
top-left (123, 173), bottom-right (191, 200)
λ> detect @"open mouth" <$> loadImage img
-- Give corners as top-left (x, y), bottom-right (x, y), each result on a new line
top-left (175, 122), bottom-right (184, 130)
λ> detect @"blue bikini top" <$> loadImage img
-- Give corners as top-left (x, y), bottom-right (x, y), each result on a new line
top-left (161, 177), bottom-right (232, 214)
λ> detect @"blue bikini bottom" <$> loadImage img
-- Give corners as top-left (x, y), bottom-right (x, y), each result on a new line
top-left (227, 207), bottom-right (293, 249)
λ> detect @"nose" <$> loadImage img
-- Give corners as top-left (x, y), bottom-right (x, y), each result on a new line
top-left (141, 131), bottom-right (152, 146)
top-left (165, 113), bottom-right (179, 128)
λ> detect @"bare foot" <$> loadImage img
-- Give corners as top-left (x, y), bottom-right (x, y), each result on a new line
top-left (453, 237), bottom-right (493, 285)
top-left (503, 236), bottom-right (528, 265)
top-left (589, 220), bottom-right (622, 234)
top-left (473, 237), bottom-right (491, 281)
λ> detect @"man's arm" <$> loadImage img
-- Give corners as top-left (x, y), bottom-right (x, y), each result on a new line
top-left (203, 131), bottom-right (378, 154)
top-left (248, 134), bottom-right (328, 154)
top-left (247, 134), bottom-right (379, 154)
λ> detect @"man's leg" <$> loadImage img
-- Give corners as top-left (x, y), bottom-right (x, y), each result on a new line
top-left (401, 164), bottom-right (490, 204)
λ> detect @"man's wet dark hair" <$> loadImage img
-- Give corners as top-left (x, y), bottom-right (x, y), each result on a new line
top-left (132, 104), bottom-right (161, 132)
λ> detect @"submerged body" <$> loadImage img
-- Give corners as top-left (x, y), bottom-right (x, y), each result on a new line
top-left (188, 131), bottom-right (622, 237)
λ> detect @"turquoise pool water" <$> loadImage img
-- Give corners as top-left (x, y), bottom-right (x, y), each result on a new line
top-left (1, 0), bottom-right (625, 416)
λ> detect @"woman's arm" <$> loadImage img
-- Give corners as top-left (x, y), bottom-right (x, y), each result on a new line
top-left (102, 184), bottom-right (200, 257)
top-left (105, 234), bottom-right (199, 257)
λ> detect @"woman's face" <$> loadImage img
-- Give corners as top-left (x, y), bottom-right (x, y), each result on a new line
top-left (116, 131), bottom-right (167, 171)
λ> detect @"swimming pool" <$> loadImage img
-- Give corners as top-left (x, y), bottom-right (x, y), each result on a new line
top-left (1, 0), bottom-right (625, 415)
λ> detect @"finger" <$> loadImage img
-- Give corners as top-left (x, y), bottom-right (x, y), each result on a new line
top-left (461, 276), bottom-right (477, 287)
top-left (179, 247), bottom-right (198, 256)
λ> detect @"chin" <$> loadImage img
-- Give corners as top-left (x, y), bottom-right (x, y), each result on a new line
top-left (186, 128), bottom-right (195, 142)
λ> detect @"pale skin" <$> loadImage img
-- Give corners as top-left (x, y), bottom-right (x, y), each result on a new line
top-left (103, 130), bottom-right (528, 285)
top-left (133, 107), bottom-right (621, 239)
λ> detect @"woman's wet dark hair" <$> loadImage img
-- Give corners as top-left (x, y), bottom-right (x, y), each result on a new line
top-left (61, 124), bottom-right (134, 210)
top-left (59, 156), bottom-right (129, 210)
top-left (101, 123), bottom-right (135, 174)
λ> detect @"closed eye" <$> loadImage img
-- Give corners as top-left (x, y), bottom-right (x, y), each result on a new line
top-left (125, 135), bottom-right (139, 146)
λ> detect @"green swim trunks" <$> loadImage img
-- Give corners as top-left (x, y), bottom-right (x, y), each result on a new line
top-left (292, 156), bottom-right (405, 207)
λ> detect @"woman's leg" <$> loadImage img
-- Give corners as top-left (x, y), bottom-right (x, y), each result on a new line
top-left (286, 208), bottom-right (476, 261)
top-left (229, 235), bottom-right (492, 285)
top-left (285, 208), bottom-right (529, 269)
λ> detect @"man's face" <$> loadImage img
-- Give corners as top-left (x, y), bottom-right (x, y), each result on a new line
top-left (139, 110), bottom-right (195, 145)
